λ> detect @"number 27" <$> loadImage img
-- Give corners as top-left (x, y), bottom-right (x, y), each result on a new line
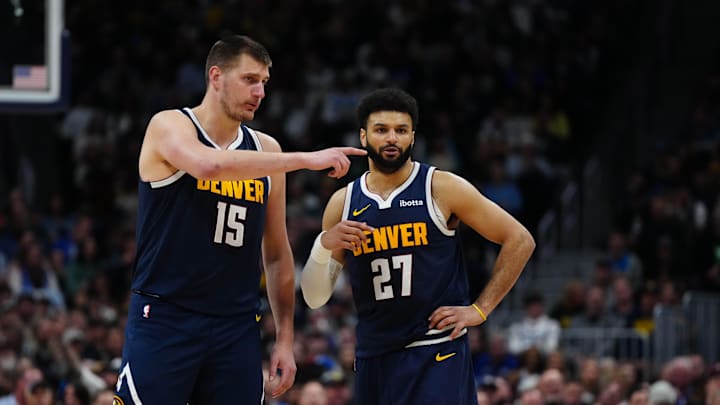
top-left (371, 254), bottom-right (412, 300)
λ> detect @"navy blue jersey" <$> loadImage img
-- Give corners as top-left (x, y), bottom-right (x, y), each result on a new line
top-left (132, 108), bottom-right (269, 316)
top-left (343, 162), bottom-right (470, 357)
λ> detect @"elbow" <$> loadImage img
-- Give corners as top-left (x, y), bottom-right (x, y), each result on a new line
top-left (303, 295), bottom-right (326, 310)
top-left (525, 230), bottom-right (536, 253)
top-left (301, 285), bottom-right (329, 309)
top-left (300, 275), bottom-right (331, 309)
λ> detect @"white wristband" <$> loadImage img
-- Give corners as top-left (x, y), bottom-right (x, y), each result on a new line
top-left (309, 231), bottom-right (332, 264)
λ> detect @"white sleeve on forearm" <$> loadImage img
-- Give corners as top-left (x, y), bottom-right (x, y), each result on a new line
top-left (301, 232), bottom-right (343, 309)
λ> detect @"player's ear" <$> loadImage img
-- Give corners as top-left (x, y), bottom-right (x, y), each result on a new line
top-left (208, 66), bottom-right (222, 90)
top-left (360, 128), bottom-right (367, 147)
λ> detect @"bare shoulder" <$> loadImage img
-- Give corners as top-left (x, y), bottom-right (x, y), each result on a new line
top-left (146, 109), bottom-right (194, 136)
top-left (431, 169), bottom-right (474, 195)
top-left (248, 128), bottom-right (282, 153)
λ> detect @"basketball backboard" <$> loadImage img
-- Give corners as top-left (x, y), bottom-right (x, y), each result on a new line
top-left (0, 0), bottom-right (69, 112)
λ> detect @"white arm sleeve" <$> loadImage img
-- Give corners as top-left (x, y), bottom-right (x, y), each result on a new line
top-left (301, 232), bottom-right (343, 309)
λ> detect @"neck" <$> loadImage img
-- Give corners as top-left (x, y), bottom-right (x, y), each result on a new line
top-left (192, 97), bottom-right (242, 149)
top-left (366, 160), bottom-right (414, 197)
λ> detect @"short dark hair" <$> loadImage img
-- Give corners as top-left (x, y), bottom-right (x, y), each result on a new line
top-left (356, 88), bottom-right (419, 130)
top-left (205, 34), bottom-right (272, 83)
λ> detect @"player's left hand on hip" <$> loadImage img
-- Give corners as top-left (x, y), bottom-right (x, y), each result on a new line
top-left (428, 305), bottom-right (485, 340)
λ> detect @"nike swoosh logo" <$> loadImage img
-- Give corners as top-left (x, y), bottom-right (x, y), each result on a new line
top-left (435, 352), bottom-right (456, 362)
top-left (255, 314), bottom-right (262, 322)
top-left (353, 203), bottom-right (371, 217)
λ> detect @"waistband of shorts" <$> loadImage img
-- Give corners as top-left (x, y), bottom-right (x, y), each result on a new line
top-left (404, 326), bottom-right (468, 348)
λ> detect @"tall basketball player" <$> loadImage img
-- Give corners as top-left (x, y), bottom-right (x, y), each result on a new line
top-left (301, 88), bottom-right (535, 404)
top-left (114, 35), bottom-right (365, 405)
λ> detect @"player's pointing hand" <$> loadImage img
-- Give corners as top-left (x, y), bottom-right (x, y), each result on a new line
top-left (307, 147), bottom-right (367, 178)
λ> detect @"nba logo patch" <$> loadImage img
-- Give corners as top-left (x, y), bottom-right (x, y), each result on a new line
top-left (142, 304), bottom-right (151, 318)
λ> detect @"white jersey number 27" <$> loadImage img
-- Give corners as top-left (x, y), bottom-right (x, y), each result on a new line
top-left (371, 254), bottom-right (412, 300)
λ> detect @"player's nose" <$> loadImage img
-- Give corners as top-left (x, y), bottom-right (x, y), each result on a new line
top-left (386, 130), bottom-right (399, 143)
top-left (251, 83), bottom-right (265, 98)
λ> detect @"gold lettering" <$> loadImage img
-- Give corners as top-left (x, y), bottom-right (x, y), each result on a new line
top-left (386, 225), bottom-right (399, 249)
top-left (361, 231), bottom-right (375, 254)
top-left (220, 181), bottom-right (234, 197)
top-left (400, 223), bottom-right (413, 247)
top-left (413, 222), bottom-right (428, 246)
top-left (255, 180), bottom-right (264, 204)
top-left (232, 181), bottom-right (243, 199)
top-left (372, 227), bottom-right (388, 252)
top-left (210, 181), bottom-right (220, 195)
top-left (197, 180), bottom-right (210, 190)
top-left (244, 180), bottom-right (255, 202)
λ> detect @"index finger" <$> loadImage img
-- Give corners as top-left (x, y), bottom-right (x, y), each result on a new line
top-left (337, 147), bottom-right (367, 156)
top-left (273, 367), bottom-right (295, 397)
top-left (343, 220), bottom-right (375, 231)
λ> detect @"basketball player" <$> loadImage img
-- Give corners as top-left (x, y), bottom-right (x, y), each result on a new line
top-left (114, 35), bottom-right (365, 405)
top-left (301, 88), bottom-right (535, 404)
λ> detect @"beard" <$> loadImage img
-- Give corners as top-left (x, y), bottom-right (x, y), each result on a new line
top-left (365, 142), bottom-right (413, 174)
top-left (220, 94), bottom-right (254, 122)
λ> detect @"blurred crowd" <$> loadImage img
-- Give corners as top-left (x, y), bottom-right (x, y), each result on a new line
top-left (1, 0), bottom-right (719, 404)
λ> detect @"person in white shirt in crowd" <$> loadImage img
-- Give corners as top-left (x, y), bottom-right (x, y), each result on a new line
top-left (508, 291), bottom-right (561, 355)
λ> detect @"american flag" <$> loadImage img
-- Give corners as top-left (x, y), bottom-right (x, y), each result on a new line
top-left (12, 65), bottom-right (48, 89)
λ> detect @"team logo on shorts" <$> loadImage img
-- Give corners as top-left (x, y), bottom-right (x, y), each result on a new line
top-left (143, 304), bottom-right (151, 318)
top-left (112, 395), bottom-right (125, 405)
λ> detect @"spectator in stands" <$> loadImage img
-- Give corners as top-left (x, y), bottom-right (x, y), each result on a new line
top-left (608, 276), bottom-right (638, 327)
top-left (628, 388), bottom-right (649, 405)
top-left (538, 368), bottom-right (565, 405)
top-left (578, 358), bottom-right (601, 404)
top-left (62, 382), bottom-right (90, 405)
top-left (597, 381), bottom-right (624, 405)
top-left (482, 157), bottom-right (524, 217)
top-left (297, 381), bottom-right (328, 405)
top-left (90, 390), bottom-right (114, 405)
top-left (562, 381), bottom-right (587, 405)
top-left (662, 356), bottom-right (694, 405)
top-left (0, 366), bottom-right (43, 405)
top-left (508, 292), bottom-right (561, 355)
top-left (551, 280), bottom-right (586, 328)
top-left (607, 232), bottom-right (644, 291)
top-left (520, 388), bottom-right (544, 405)
top-left (7, 242), bottom-right (65, 310)
top-left (473, 331), bottom-right (520, 382)
top-left (648, 380), bottom-right (677, 405)
top-left (632, 285), bottom-right (658, 335)
top-left (568, 286), bottom-right (623, 330)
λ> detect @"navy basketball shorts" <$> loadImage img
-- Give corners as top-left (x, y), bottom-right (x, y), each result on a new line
top-left (354, 335), bottom-right (478, 405)
top-left (114, 293), bottom-right (263, 405)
